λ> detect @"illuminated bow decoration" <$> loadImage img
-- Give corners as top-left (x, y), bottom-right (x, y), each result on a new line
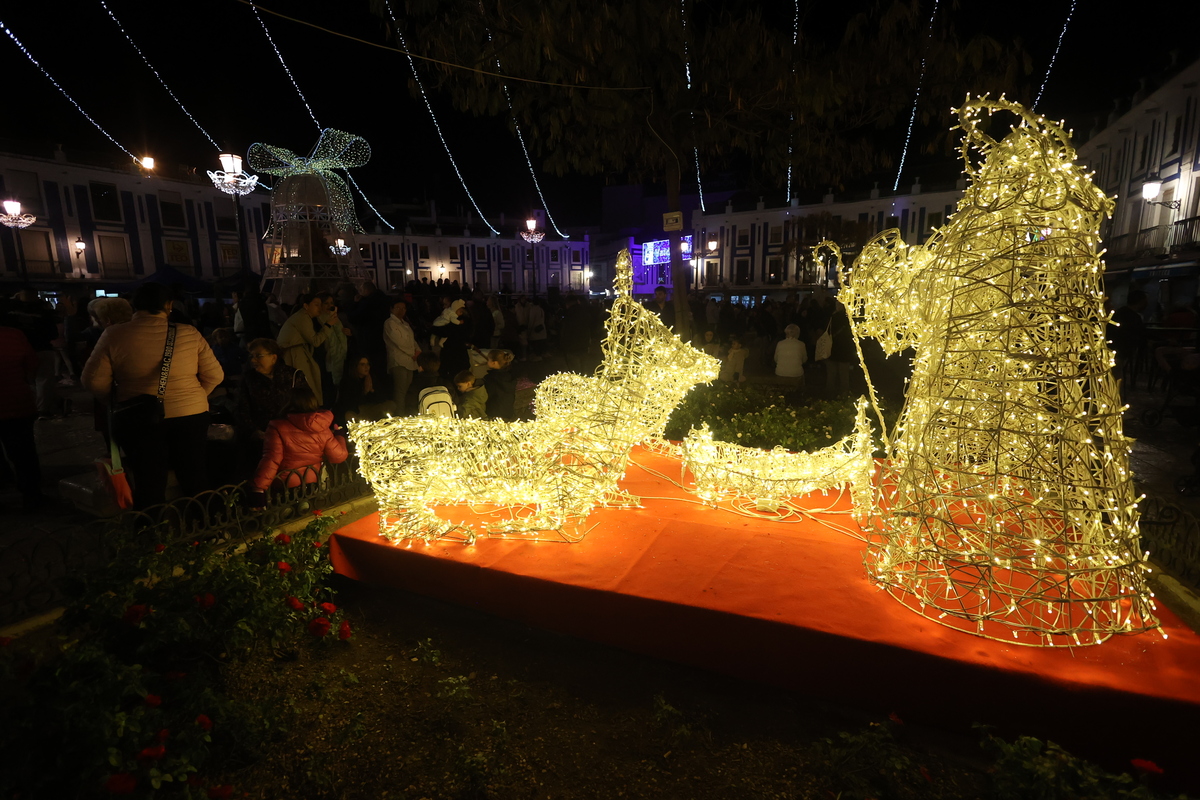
top-left (247, 128), bottom-right (371, 232)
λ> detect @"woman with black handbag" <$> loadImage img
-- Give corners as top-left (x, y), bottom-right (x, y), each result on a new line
top-left (82, 283), bottom-right (224, 508)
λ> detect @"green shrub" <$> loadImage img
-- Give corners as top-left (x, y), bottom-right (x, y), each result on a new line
top-left (0, 512), bottom-right (349, 799)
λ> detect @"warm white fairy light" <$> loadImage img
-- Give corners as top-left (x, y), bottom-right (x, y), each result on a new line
top-left (1033, 0), bottom-right (1077, 110)
top-left (381, 0), bottom-right (500, 236)
top-left (842, 95), bottom-right (1160, 647)
top-left (2, 20), bottom-right (136, 161)
top-left (681, 399), bottom-right (874, 513)
top-left (892, 0), bottom-right (940, 192)
top-left (350, 249), bottom-right (720, 544)
top-left (786, 0), bottom-right (798, 203)
top-left (248, 128), bottom-right (372, 234)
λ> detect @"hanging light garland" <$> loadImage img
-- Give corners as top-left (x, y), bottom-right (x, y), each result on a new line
top-left (785, 0), bottom-right (799, 204)
top-left (841, 95), bottom-right (1161, 647)
top-left (892, 0), bottom-right (940, 192)
top-left (2, 20), bottom-right (137, 161)
top-left (1033, 0), bottom-right (1078, 110)
top-left (380, 0), bottom-right (499, 236)
top-left (680, 0), bottom-right (705, 212)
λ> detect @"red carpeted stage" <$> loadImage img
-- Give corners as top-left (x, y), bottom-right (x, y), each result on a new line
top-left (331, 447), bottom-right (1200, 777)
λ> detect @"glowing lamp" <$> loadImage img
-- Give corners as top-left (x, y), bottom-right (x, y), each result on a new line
top-left (141, 156), bottom-right (155, 170)
top-left (74, 237), bottom-right (87, 258)
top-left (3, 200), bottom-right (20, 216)
top-left (1141, 179), bottom-right (1162, 201)
top-left (218, 153), bottom-right (243, 174)
top-left (707, 239), bottom-right (718, 252)
top-left (526, 218), bottom-right (537, 231)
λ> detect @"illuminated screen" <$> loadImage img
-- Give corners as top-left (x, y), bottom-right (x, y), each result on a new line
top-left (642, 236), bottom-right (693, 266)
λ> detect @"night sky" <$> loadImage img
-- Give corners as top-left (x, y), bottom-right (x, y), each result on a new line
top-left (2, 1), bottom-right (1198, 228)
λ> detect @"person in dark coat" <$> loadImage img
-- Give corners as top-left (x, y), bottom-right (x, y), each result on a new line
top-left (483, 349), bottom-right (518, 421)
top-left (235, 337), bottom-right (309, 475)
top-left (825, 300), bottom-right (857, 398)
top-left (0, 321), bottom-right (44, 510)
top-left (559, 295), bottom-right (593, 374)
top-left (237, 280), bottom-right (274, 340)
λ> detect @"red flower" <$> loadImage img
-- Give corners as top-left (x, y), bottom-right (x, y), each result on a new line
top-left (919, 765), bottom-right (933, 783)
top-left (277, 561), bottom-right (292, 573)
top-left (275, 533), bottom-right (291, 545)
top-left (1131, 758), bottom-right (1164, 775)
top-left (191, 541), bottom-right (200, 547)
top-left (207, 785), bottom-right (235, 800)
top-left (313, 539), bottom-right (324, 548)
top-left (104, 773), bottom-right (138, 794)
top-left (137, 744), bottom-right (166, 761)
top-left (154, 543), bottom-right (166, 553)
top-left (338, 620), bottom-right (352, 640)
top-left (144, 694), bottom-right (162, 707)
top-left (194, 593), bottom-right (216, 609)
top-left (308, 617), bottom-right (331, 637)
top-left (888, 711), bottom-right (904, 725)
top-left (195, 713), bottom-right (213, 731)
top-left (318, 602), bottom-right (338, 614)
top-left (123, 604), bottom-right (150, 625)
top-left (313, 509), bottom-right (323, 516)
top-left (165, 671), bottom-right (187, 681)
top-left (157, 728), bottom-right (170, 743)
top-left (285, 596), bottom-right (305, 611)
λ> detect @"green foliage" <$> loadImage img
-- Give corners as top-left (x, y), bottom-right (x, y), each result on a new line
top-left (664, 384), bottom-right (865, 453)
top-left (437, 675), bottom-right (475, 701)
top-left (0, 513), bottom-right (349, 799)
top-left (979, 728), bottom-right (1182, 800)
top-left (815, 719), bottom-right (927, 800)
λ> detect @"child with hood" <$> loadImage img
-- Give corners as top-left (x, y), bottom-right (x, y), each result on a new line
top-left (483, 349), bottom-right (518, 421)
top-left (455, 369), bottom-right (488, 418)
top-left (250, 385), bottom-right (348, 498)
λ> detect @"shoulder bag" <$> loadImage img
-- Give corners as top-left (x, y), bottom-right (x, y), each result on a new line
top-left (111, 324), bottom-right (177, 433)
top-left (814, 320), bottom-right (833, 362)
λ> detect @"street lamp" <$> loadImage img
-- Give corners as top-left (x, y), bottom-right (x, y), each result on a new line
top-left (207, 153), bottom-right (259, 196)
top-left (74, 237), bottom-right (87, 260)
top-left (329, 237), bottom-right (351, 256)
top-left (1142, 176), bottom-right (1181, 210)
top-left (1, 201), bottom-right (38, 281)
top-left (520, 217), bottom-right (545, 295)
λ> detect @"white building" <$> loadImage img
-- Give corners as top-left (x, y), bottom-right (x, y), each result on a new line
top-left (0, 147), bottom-right (593, 296)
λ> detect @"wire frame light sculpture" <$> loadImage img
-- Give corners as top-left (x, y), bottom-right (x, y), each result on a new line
top-left (249, 129), bottom-right (371, 284)
top-left (349, 249), bottom-right (720, 544)
top-left (839, 96), bottom-right (1160, 647)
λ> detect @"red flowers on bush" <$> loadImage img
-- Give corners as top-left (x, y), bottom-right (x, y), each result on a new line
top-left (194, 593), bottom-right (216, 609)
top-left (275, 533), bottom-right (291, 545)
top-left (277, 561), bottom-right (292, 573)
top-left (104, 773), bottom-right (137, 794)
top-left (338, 620), bottom-right (352, 640)
top-left (313, 509), bottom-right (323, 516)
top-left (144, 694), bottom-right (162, 707)
top-left (123, 604), bottom-right (150, 625)
top-left (137, 744), bottom-right (166, 761)
top-left (888, 711), bottom-right (904, 725)
top-left (285, 596), bottom-right (305, 611)
top-left (165, 671), bottom-right (187, 681)
top-left (195, 713), bottom-right (213, 731)
top-left (156, 728), bottom-right (170, 743)
top-left (308, 617), bottom-right (331, 637)
top-left (1131, 758), bottom-right (1164, 775)
top-left (313, 539), bottom-right (324, 548)
top-left (207, 785), bottom-right (235, 799)
top-left (154, 544), bottom-right (166, 553)
top-left (318, 602), bottom-right (338, 614)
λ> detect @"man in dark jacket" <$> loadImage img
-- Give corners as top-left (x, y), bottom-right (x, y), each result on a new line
top-left (8, 289), bottom-right (60, 417)
top-left (0, 318), bottom-right (44, 510)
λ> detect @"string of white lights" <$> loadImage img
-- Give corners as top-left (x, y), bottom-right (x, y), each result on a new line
top-left (786, 0), bottom-right (798, 203)
top-left (1033, 0), bottom-right (1077, 110)
top-left (382, 0), bottom-right (500, 235)
top-left (480, 18), bottom-right (568, 240)
top-left (98, 0), bottom-right (219, 150)
top-left (250, 3), bottom-right (393, 229)
top-left (892, 0), bottom-right (940, 192)
top-left (2, 20), bottom-right (136, 161)
top-left (681, 0), bottom-right (705, 212)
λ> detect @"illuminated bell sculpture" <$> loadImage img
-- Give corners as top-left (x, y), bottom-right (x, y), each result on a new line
top-left (248, 128), bottom-right (371, 285)
top-left (840, 96), bottom-right (1159, 646)
top-left (350, 249), bottom-right (720, 544)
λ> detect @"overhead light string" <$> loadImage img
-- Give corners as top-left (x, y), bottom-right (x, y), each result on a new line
top-left (381, 0), bottom-right (500, 235)
top-left (480, 14), bottom-right (568, 239)
top-left (1, 20), bottom-right (136, 161)
top-left (681, 0), bottom-right (705, 212)
top-left (251, 3), bottom-right (393, 229)
top-left (786, 0), bottom-right (798, 204)
top-left (892, 0), bottom-right (940, 192)
top-left (1033, 0), bottom-right (1077, 110)
top-left (98, 0), bottom-right (220, 150)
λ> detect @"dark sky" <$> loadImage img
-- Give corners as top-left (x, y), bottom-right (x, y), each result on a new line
top-left (2, 0), bottom-right (1198, 227)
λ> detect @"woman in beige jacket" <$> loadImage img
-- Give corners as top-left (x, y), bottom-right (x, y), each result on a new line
top-left (276, 294), bottom-right (338, 406)
top-left (82, 283), bottom-right (223, 508)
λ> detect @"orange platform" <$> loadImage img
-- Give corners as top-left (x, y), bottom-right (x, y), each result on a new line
top-left (330, 447), bottom-right (1200, 780)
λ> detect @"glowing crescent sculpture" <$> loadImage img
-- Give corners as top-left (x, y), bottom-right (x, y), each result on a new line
top-left (840, 96), bottom-right (1160, 646)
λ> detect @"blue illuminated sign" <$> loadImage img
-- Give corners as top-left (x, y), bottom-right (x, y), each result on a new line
top-left (642, 236), bottom-right (692, 265)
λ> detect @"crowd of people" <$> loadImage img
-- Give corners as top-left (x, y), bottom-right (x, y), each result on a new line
top-left (0, 275), bottom-right (877, 513)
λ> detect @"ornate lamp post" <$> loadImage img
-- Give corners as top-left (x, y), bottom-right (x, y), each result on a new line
top-left (1142, 175), bottom-right (1181, 210)
top-left (520, 217), bottom-right (544, 295)
top-left (1, 200), bottom-right (37, 281)
top-left (329, 237), bottom-right (351, 257)
top-left (207, 153), bottom-right (259, 276)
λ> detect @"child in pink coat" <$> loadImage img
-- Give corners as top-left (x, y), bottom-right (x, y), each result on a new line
top-left (251, 385), bottom-right (348, 494)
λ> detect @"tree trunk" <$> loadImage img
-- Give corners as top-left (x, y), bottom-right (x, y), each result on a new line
top-left (664, 156), bottom-right (692, 342)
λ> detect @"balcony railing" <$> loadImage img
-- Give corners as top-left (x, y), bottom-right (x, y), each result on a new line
top-left (1106, 216), bottom-right (1200, 262)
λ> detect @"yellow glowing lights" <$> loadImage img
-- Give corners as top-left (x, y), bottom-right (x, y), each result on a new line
top-left (349, 250), bottom-right (720, 544)
top-left (839, 96), bottom-right (1158, 647)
